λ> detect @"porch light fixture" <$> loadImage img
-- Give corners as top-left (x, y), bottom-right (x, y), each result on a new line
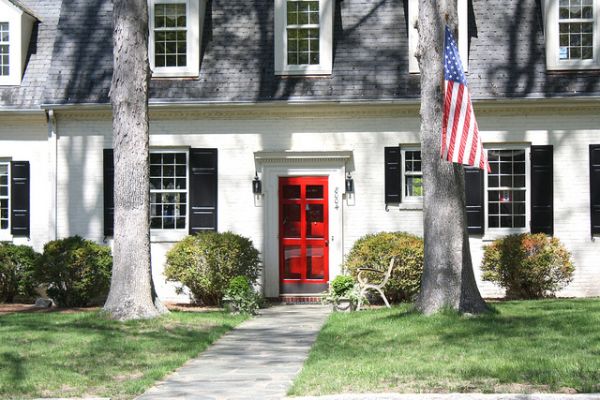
top-left (252, 172), bottom-right (262, 194)
top-left (345, 173), bottom-right (354, 193)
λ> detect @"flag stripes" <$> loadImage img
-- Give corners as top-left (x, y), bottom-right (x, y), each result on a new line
top-left (442, 26), bottom-right (489, 172)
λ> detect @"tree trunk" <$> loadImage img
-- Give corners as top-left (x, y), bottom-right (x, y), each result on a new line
top-left (415, 0), bottom-right (488, 315)
top-left (103, 0), bottom-right (168, 320)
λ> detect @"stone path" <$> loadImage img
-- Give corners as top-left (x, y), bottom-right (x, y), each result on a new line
top-left (136, 304), bottom-right (330, 400)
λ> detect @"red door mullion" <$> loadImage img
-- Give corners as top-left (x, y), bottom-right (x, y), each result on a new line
top-left (299, 182), bottom-right (307, 281)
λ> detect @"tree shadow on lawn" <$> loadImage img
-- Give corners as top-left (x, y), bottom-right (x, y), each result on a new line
top-left (0, 311), bottom-right (238, 396)
top-left (361, 299), bottom-right (600, 392)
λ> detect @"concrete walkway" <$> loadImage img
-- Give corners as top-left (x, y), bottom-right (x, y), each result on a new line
top-left (136, 304), bottom-right (330, 400)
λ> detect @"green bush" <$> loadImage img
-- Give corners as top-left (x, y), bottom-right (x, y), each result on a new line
top-left (0, 243), bottom-right (39, 303)
top-left (223, 275), bottom-right (262, 314)
top-left (36, 236), bottom-right (112, 307)
top-left (322, 275), bottom-right (364, 308)
top-left (345, 232), bottom-right (424, 303)
top-left (481, 233), bottom-right (575, 299)
top-left (330, 275), bottom-right (355, 298)
top-left (164, 231), bottom-right (261, 305)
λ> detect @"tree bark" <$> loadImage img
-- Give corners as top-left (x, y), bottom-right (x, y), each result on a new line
top-left (103, 0), bottom-right (168, 320)
top-left (415, 0), bottom-right (488, 314)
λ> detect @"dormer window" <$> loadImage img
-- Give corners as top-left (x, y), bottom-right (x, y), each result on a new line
top-left (0, 22), bottom-right (9, 76)
top-left (275, 0), bottom-right (333, 75)
top-left (148, 0), bottom-right (206, 78)
top-left (543, 0), bottom-right (600, 70)
top-left (0, 1), bottom-right (37, 86)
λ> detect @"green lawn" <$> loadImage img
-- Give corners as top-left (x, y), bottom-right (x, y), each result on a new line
top-left (0, 309), bottom-right (246, 399)
top-left (290, 299), bottom-right (600, 395)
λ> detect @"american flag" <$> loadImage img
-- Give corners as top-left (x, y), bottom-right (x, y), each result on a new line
top-left (441, 26), bottom-right (489, 172)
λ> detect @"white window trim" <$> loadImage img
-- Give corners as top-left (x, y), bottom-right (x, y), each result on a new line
top-left (543, 0), bottom-right (600, 70)
top-left (274, 0), bottom-right (334, 75)
top-left (149, 148), bottom-right (189, 242)
top-left (0, 0), bottom-right (35, 86)
top-left (0, 160), bottom-right (11, 240)
top-left (408, 0), bottom-right (468, 74)
top-left (401, 147), bottom-right (423, 205)
top-left (483, 145), bottom-right (531, 240)
top-left (148, 0), bottom-right (204, 78)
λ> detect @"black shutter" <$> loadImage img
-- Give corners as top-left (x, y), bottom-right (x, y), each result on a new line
top-left (590, 144), bottom-right (600, 235)
top-left (10, 161), bottom-right (30, 237)
top-left (103, 149), bottom-right (114, 237)
top-left (384, 146), bottom-right (402, 204)
top-left (189, 148), bottom-right (218, 234)
top-left (530, 145), bottom-right (553, 235)
top-left (464, 166), bottom-right (484, 235)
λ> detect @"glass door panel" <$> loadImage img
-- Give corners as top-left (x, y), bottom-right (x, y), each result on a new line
top-left (305, 203), bottom-right (324, 238)
top-left (284, 245), bottom-right (302, 279)
top-left (306, 245), bottom-right (325, 279)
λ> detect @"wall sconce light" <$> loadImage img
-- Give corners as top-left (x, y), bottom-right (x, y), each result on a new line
top-left (252, 172), bottom-right (262, 194)
top-left (345, 173), bottom-right (354, 193)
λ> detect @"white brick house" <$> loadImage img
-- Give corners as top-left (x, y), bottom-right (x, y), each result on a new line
top-left (1, 0), bottom-right (599, 302)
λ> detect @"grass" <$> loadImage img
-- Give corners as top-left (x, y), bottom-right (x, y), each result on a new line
top-left (290, 298), bottom-right (600, 396)
top-left (0, 309), bottom-right (247, 399)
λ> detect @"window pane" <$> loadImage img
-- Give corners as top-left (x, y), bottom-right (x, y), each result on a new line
top-left (283, 204), bottom-right (301, 238)
top-left (487, 149), bottom-right (527, 231)
top-left (306, 185), bottom-right (323, 199)
top-left (150, 152), bottom-right (188, 230)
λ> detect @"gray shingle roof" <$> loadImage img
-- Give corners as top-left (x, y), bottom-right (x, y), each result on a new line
top-left (0, 0), bottom-right (62, 109)
top-left (43, 0), bottom-right (600, 106)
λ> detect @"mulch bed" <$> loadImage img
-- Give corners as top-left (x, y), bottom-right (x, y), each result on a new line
top-left (0, 303), bottom-right (99, 315)
top-left (0, 302), bottom-right (222, 316)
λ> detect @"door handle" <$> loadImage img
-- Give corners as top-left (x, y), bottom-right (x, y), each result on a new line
top-left (325, 240), bottom-right (329, 247)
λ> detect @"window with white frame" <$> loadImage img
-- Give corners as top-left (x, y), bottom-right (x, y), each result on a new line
top-left (148, 0), bottom-right (203, 78)
top-left (0, 1), bottom-right (35, 86)
top-left (403, 149), bottom-right (423, 201)
top-left (274, 0), bottom-right (333, 75)
top-left (149, 151), bottom-right (188, 230)
top-left (408, 0), bottom-right (468, 73)
top-left (0, 22), bottom-right (9, 77)
top-left (543, 0), bottom-right (600, 70)
top-left (0, 162), bottom-right (9, 231)
top-left (486, 148), bottom-right (529, 232)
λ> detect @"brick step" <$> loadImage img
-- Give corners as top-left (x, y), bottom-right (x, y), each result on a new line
top-left (279, 295), bottom-right (324, 304)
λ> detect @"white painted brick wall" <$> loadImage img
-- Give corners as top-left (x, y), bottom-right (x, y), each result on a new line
top-left (49, 108), bottom-right (600, 301)
top-left (0, 118), bottom-right (50, 252)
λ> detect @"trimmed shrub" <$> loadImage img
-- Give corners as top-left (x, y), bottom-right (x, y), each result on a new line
top-left (164, 231), bottom-right (261, 305)
top-left (36, 236), bottom-right (112, 307)
top-left (0, 243), bottom-right (39, 303)
top-left (345, 232), bottom-right (424, 303)
top-left (481, 233), bottom-right (575, 299)
top-left (223, 275), bottom-right (262, 314)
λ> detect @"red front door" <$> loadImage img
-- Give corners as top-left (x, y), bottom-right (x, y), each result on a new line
top-left (279, 177), bottom-right (329, 294)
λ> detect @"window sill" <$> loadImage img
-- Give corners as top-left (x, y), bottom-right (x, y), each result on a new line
top-left (151, 230), bottom-right (188, 243)
top-left (398, 202), bottom-right (423, 210)
top-left (275, 67), bottom-right (332, 76)
top-left (545, 63), bottom-right (600, 72)
top-left (482, 229), bottom-right (528, 242)
top-left (151, 70), bottom-right (199, 79)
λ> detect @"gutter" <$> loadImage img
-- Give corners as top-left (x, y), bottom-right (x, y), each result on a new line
top-left (40, 95), bottom-right (600, 111)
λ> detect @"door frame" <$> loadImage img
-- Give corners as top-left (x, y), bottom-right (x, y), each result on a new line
top-left (256, 151), bottom-right (350, 298)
